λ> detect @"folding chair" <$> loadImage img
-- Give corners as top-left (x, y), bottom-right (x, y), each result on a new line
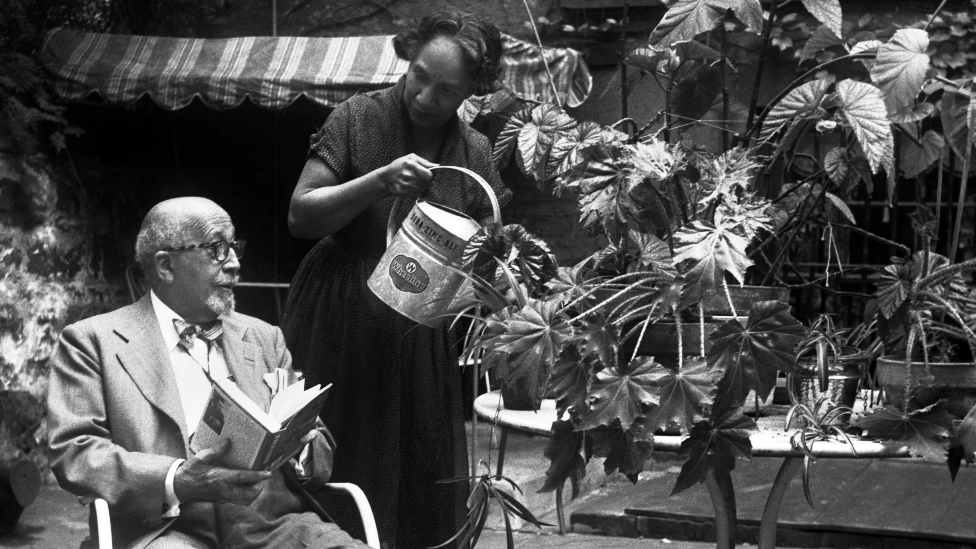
top-left (85, 483), bottom-right (380, 549)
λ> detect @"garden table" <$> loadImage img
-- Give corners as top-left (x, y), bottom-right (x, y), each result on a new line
top-left (473, 390), bottom-right (915, 549)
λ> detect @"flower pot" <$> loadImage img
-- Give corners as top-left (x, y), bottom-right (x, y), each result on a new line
top-left (876, 356), bottom-right (976, 417)
top-left (628, 321), bottom-right (722, 366)
top-left (699, 285), bottom-right (790, 316)
top-left (787, 354), bottom-right (866, 426)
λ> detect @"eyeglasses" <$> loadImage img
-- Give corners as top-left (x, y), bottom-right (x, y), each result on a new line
top-left (163, 240), bottom-right (245, 262)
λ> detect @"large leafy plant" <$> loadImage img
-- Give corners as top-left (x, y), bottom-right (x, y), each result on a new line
top-left (451, 0), bottom-right (976, 543)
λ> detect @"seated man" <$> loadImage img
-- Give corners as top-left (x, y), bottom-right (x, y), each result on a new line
top-left (47, 197), bottom-right (367, 549)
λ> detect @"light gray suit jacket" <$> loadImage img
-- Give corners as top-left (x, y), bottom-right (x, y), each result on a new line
top-left (47, 293), bottom-right (357, 549)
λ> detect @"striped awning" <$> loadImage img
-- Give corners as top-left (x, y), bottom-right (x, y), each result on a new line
top-left (39, 27), bottom-right (592, 111)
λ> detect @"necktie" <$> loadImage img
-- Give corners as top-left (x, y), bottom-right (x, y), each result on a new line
top-left (173, 319), bottom-right (223, 383)
top-left (173, 319), bottom-right (223, 352)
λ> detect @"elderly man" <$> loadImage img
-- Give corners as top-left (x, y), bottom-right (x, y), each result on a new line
top-left (47, 197), bottom-right (367, 549)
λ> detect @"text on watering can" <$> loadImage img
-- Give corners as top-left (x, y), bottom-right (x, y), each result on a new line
top-left (409, 209), bottom-right (462, 254)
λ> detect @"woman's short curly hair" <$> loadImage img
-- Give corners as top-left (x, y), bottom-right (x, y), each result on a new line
top-left (393, 12), bottom-right (503, 96)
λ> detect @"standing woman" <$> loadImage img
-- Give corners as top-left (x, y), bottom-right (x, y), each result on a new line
top-left (280, 12), bottom-right (511, 549)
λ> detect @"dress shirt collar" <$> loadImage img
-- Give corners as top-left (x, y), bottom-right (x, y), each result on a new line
top-left (150, 290), bottom-right (185, 353)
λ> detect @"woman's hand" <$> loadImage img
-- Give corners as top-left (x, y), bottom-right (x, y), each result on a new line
top-left (382, 154), bottom-right (438, 198)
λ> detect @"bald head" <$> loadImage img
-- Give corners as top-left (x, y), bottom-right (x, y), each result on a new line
top-left (135, 197), bottom-right (231, 284)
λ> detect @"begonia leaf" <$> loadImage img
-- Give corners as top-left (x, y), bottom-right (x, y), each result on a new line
top-left (836, 79), bottom-right (894, 175)
top-left (587, 417), bottom-right (655, 482)
top-left (645, 357), bottom-right (719, 435)
top-left (550, 343), bottom-right (596, 417)
top-left (648, 0), bottom-right (763, 51)
top-left (578, 356), bottom-right (660, 431)
top-left (852, 403), bottom-right (954, 461)
top-left (800, 0), bottom-right (842, 41)
top-left (707, 301), bottom-right (805, 417)
top-left (540, 419), bottom-right (586, 496)
top-left (481, 299), bottom-right (573, 410)
top-left (869, 29), bottom-right (930, 116)
top-left (760, 79), bottom-right (829, 143)
top-left (671, 409), bottom-right (756, 495)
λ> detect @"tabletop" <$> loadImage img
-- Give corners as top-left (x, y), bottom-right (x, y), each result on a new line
top-left (473, 390), bottom-right (915, 459)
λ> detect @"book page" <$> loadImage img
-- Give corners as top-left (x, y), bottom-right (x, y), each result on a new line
top-left (269, 382), bottom-right (331, 423)
top-left (216, 378), bottom-right (281, 431)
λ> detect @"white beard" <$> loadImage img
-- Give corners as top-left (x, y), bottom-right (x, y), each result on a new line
top-left (207, 291), bottom-right (236, 317)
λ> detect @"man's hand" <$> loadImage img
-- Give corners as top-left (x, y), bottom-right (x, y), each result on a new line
top-left (174, 439), bottom-right (272, 505)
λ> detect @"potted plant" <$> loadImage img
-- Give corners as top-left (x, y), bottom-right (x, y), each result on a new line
top-left (853, 206), bottom-right (976, 470)
top-left (789, 313), bottom-right (872, 427)
top-left (441, 0), bottom-right (976, 545)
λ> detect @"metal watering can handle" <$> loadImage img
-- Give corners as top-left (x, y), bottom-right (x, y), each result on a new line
top-left (385, 165), bottom-right (503, 246)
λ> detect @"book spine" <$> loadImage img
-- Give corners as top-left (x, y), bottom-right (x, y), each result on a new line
top-left (253, 431), bottom-right (285, 470)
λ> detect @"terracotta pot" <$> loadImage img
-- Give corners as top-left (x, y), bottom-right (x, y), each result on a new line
top-left (787, 354), bottom-right (866, 426)
top-left (876, 356), bottom-right (976, 416)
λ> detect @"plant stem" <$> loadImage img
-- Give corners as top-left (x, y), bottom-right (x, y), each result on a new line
top-left (520, 0), bottom-right (561, 106)
top-left (742, 53), bottom-right (876, 143)
top-left (924, 0), bottom-right (952, 31)
top-left (948, 100), bottom-right (974, 266)
top-left (722, 277), bottom-right (738, 318)
top-left (814, 221), bottom-right (911, 255)
top-left (739, 0), bottom-right (778, 148)
top-left (761, 180), bottom-right (828, 285)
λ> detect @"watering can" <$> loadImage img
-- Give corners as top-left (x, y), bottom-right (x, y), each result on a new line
top-left (367, 165), bottom-right (502, 327)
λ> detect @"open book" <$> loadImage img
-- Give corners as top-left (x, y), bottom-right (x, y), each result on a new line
top-left (189, 377), bottom-right (331, 471)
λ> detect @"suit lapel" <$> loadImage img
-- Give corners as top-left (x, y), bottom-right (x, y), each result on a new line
top-left (115, 294), bottom-right (189, 444)
top-left (220, 315), bottom-right (271, 412)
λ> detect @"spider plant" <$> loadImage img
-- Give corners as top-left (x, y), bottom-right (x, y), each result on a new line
top-left (795, 313), bottom-right (872, 392)
top-left (434, 467), bottom-right (552, 549)
top-left (785, 395), bottom-right (858, 506)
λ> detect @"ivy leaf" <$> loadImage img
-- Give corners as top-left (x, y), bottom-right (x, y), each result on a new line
top-left (707, 301), bottom-right (805, 417)
top-left (540, 419), bottom-right (587, 496)
top-left (550, 344), bottom-right (596, 417)
top-left (673, 219), bottom-right (753, 307)
top-left (672, 62), bottom-right (725, 124)
top-left (645, 357), bottom-right (719, 435)
top-left (899, 129), bottom-right (944, 179)
top-left (587, 417), bottom-right (655, 482)
top-left (800, 0), bottom-right (842, 41)
top-left (869, 29), bottom-right (930, 116)
top-left (836, 79), bottom-right (894, 175)
top-left (647, 0), bottom-right (763, 51)
top-left (852, 403), bottom-right (954, 461)
top-left (579, 356), bottom-right (660, 431)
top-left (956, 405), bottom-right (976, 465)
top-left (549, 121), bottom-right (604, 179)
top-left (671, 409), bottom-right (756, 496)
top-left (481, 299), bottom-right (573, 410)
top-left (759, 79), bottom-right (829, 143)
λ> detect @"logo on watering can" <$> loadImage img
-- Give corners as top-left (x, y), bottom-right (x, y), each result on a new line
top-left (389, 254), bottom-right (430, 293)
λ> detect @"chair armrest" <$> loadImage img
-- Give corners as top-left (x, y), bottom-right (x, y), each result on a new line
top-left (318, 483), bottom-right (380, 548)
top-left (93, 497), bottom-right (113, 549)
